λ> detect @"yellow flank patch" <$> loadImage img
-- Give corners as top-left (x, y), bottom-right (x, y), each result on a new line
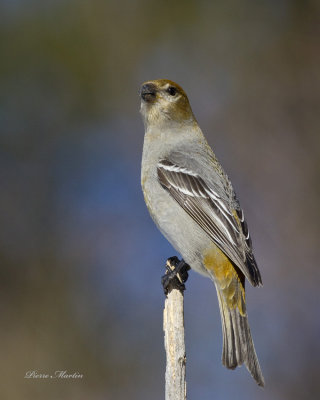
top-left (204, 245), bottom-right (246, 316)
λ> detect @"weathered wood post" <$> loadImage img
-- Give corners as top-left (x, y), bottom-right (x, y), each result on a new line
top-left (163, 258), bottom-right (189, 400)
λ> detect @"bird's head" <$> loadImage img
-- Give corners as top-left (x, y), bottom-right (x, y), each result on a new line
top-left (139, 79), bottom-right (196, 129)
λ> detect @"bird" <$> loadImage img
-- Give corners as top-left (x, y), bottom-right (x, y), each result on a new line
top-left (140, 79), bottom-right (264, 386)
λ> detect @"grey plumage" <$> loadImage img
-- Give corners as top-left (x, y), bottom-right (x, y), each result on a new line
top-left (216, 287), bottom-right (264, 386)
top-left (157, 156), bottom-right (262, 287)
top-left (140, 79), bottom-right (264, 386)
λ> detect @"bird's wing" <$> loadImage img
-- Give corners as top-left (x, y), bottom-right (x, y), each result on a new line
top-left (157, 158), bottom-right (262, 286)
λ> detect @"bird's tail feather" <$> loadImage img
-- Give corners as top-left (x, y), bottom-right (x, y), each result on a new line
top-left (217, 289), bottom-right (265, 387)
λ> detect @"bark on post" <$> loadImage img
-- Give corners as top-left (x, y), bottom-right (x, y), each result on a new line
top-left (163, 287), bottom-right (187, 400)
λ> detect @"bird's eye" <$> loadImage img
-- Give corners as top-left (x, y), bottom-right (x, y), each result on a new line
top-left (167, 86), bottom-right (177, 96)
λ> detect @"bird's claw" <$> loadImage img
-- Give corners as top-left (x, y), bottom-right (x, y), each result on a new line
top-left (161, 256), bottom-right (191, 295)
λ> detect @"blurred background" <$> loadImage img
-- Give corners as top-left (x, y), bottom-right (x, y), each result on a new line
top-left (1, 0), bottom-right (319, 399)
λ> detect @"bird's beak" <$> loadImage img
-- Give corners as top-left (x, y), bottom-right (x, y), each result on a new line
top-left (139, 83), bottom-right (157, 103)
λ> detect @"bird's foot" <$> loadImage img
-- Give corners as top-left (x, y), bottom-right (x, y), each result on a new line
top-left (161, 256), bottom-right (191, 295)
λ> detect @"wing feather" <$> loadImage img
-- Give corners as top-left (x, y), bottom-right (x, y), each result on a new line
top-left (157, 159), bottom-right (262, 286)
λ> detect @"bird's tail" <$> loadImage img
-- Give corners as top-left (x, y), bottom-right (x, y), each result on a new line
top-left (216, 289), bottom-right (265, 386)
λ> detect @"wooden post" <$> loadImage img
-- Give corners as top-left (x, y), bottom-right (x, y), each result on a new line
top-left (163, 287), bottom-right (187, 400)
